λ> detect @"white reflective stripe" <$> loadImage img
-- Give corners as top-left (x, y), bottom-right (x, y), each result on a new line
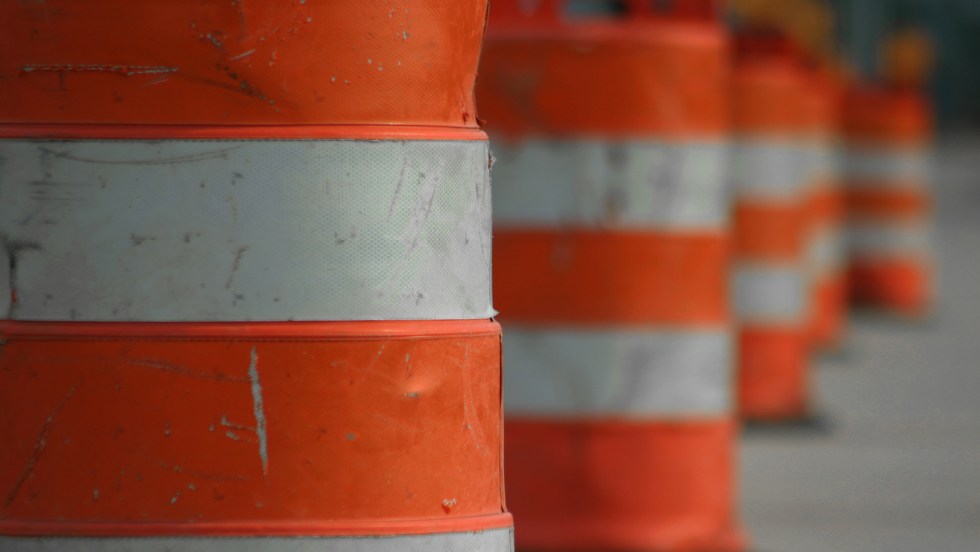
top-left (803, 140), bottom-right (842, 186)
top-left (733, 264), bottom-right (808, 323)
top-left (491, 139), bottom-right (729, 230)
top-left (845, 147), bottom-right (931, 188)
top-left (0, 529), bottom-right (514, 552)
top-left (848, 221), bottom-right (931, 257)
top-left (732, 139), bottom-right (808, 201)
top-left (503, 328), bottom-right (732, 417)
top-left (808, 225), bottom-right (845, 277)
top-left (0, 139), bottom-right (492, 321)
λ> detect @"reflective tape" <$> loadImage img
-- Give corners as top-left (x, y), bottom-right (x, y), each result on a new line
top-left (732, 139), bottom-right (807, 201)
top-left (491, 140), bottom-right (729, 230)
top-left (845, 147), bottom-right (931, 189)
top-left (503, 328), bottom-right (732, 417)
top-left (803, 140), bottom-right (842, 186)
top-left (849, 221), bottom-right (931, 257)
top-left (733, 264), bottom-right (808, 324)
top-left (0, 529), bottom-right (514, 552)
top-left (0, 139), bottom-right (492, 321)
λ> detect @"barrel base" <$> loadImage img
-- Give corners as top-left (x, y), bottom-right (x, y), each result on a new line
top-left (505, 419), bottom-right (744, 552)
top-left (848, 259), bottom-right (932, 317)
top-left (809, 273), bottom-right (848, 351)
top-left (737, 327), bottom-right (811, 422)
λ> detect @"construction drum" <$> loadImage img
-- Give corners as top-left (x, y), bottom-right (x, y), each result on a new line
top-left (0, 2), bottom-right (513, 550)
top-left (480, 0), bottom-right (744, 550)
top-left (731, 30), bottom-right (815, 421)
top-left (843, 84), bottom-right (934, 316)
top-left (801, 66), bottom-right (848, 350)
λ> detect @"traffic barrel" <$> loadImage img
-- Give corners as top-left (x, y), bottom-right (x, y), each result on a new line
top-left (0, 2), bottom-right (512, 550)
top-left (842, 84), bottom-right (933, 316)
top-left (480, 1), bottom-right (744, 550)
top-left (801, 66), bottom-right (848, 350)
top-left (731, 30), bottom-right (815, 421)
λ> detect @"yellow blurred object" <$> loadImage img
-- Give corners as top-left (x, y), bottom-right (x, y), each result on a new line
top-left (881, 29), bottom-right (934, 86)
top-left (728, 0), bottom-right (837, 62)
top-left (727, 0), bottom-right (782, 26)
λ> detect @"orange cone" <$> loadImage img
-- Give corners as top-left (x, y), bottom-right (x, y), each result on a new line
top-left (0, 1), bottom-right (511, 549)
top-left (731, 30), bottom-right (815, 421)
top-left (480, 1), bottom-right (744, 550)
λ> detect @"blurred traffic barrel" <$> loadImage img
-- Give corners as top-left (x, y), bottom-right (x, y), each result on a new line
top-left (480, 1), bottom-right (744, 550)
top-left (842, 29), bottom-right (935, 317)
top-left (801, 66), bottom-right (847, 350)
top-left (0, 2), bottom-right (512, 550)
top-left (731, 30), bottom-right (815, 421)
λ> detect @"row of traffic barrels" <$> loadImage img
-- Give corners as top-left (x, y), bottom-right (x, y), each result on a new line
top-left (481, 1), bottom-right (933, 550)
top-left (0, 1), bottom-right (932, 551)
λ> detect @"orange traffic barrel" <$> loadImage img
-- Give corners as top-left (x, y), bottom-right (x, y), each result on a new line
top-left (480, 1), bottom-right (744, 550)
top-left (731, 30), bottom-right (815, 421)
top-left (842, 84), bottom-right (933, 316)
top-left (0, 2), bottom-right (512, 550)
top-left (801, 65), bottom-right (848, 350)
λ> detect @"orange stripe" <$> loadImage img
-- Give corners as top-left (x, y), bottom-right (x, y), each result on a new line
top-left (737, 326), bottom-right (810, 421)
top-left (810, 185), bottom-right (845, 223)
top-left (848, 259), bottom-right (931, 316)
top-left (0, 324), bottom-right (503, 533)
top-left (0, 1), bottom-right (488, 127)
top-left (0, 125), bottom-right (488, 141)
top-left (477, 23), bottom-right (728, 138)
top-left (844, 86), bottom-right (932, 145)
top-left (808, 273), bottom-right (848, 350)
top-left (846, 188), bottom-right (931, 219)
top-left (734, 202), bottom-right (809, 260)
top-left (504, 419), bottom-right (742, 552)
top-left (732, 61), bottom-right (807, 134)
top-left (493, 230), bottom-right (729, 326)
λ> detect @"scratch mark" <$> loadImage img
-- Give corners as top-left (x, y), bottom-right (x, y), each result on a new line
top-left (220, 415), bottom-right (255, 432)
top-left (225, 246), bottom-right (248, 290)
top-left (129, 234), bottom-right (158, 247)
top-left (127, 358), bottom-right (249, 383)
top-left (247, 346), bottom-right (269, 476)
top-left (229, 49), bottom-right (257, 61)
top-left (4, 239), bottom-right (42, 318)
top-left (223, 430), bottom-right (257, 444)
top-left (459, 343), bottom-right (491, 458)
top-left (157, 460), bottom-right (249, 482)
top-left (386, 142), bottom-right (410, 221)
top-left (20, 64), bottom-right (178, 76)
top-left (39, 145), bottom-right (242, 166)
top-left (5, 381), bottom-right (81, 507)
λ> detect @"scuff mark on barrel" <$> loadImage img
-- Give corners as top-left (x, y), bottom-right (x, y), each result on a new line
top-left (225, 246), bottom-right (248, 290)
top-left (20, 64), bottom-right (178, 77)
top-left (3, 238), bottom-right (41, 318)
top-left (157, 460), bottom-right (249, 482)
top-left (229, 49), bottom-right (257, 61)
top-left (386, 142), bottom-right (410, 222)
top-left (38, 145), bottom-right (240, 166)
top-left (126, 358), bottom-right (249, 383)
top-left (247, 346), bottom-right (269, 477)
top-left (4, 381), bottom-right (81, 508)
top-left (401, 159), bottom-right (444, 256)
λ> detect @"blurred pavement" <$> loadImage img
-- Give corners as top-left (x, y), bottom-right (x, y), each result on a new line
top-left (740, 138), bottom-right (980, 551)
